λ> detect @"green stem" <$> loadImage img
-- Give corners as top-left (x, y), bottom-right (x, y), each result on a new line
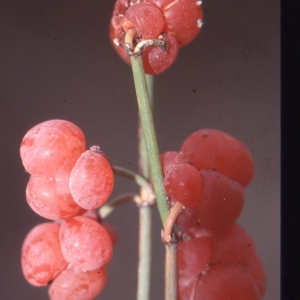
top-left (137, 74), bottom-right (153, 180)
top-left (130, 56), bottom-right (169, 226)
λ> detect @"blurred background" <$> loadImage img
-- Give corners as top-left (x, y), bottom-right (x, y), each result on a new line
top-left (0, 0), bottom-right (279, 299)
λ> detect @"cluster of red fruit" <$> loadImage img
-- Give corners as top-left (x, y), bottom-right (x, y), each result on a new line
top-left (160, 129), bottom-right (266, 299)
top-left (20, 120), bottom-right (116, 300)
top-left (110, 0), bottom-right (203, 74)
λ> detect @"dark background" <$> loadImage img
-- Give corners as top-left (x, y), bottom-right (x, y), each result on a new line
top-left (0, 0), bottom-right (279, 299)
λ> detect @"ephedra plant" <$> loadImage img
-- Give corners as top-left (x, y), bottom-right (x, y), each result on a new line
top-left (19, 0), bottom-right (266, 299)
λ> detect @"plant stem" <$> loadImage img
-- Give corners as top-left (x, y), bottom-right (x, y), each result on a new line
top-left (137, 204), bottom-right (152, 300)
top-left (130, 56), bottom-right (177, 300)
top-left (112, 165), bottom-right (153, 195)
top-left (165, 243), bottom-right (177, 300)
top-left (136, 74), bottom-right (153, 300)
top-left (130, 56), bottom-right (169, 226)
top-left (98, 193), bottom-right (136, 219)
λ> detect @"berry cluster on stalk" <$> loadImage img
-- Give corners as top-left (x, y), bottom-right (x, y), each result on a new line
top-left (110, 0), bottom-right (204, 74)
top-left (20, 119), bottom-right (116, 300)
top-left (160, 129), bottom-right (266, 299)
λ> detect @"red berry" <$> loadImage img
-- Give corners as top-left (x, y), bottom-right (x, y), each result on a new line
top-left (197, 170), bottom-right (244, 230)
top-left (21, 222), bottom-right (68, 286)
top-left (180, 129), bottom-right (255, 187)
top-left (210, 223), bottom-right (256, 265)
top-left (178, 274), bottom-right (198, 300)
top-left (124, 2), bottom-right (165, 39)
top-left (146, 0), bottom-right (203, 47)
top-left (142, 33), bottom-right (179, 74)
top-left (194, 263), bottom-right (261, 300)
top-left (247, 254), bottom-right (267, 297)
top-left (177, 236), bottom-right (212, 277)
top-left (175, 204), bottom-right (200, 229)
top-left (20, 119), bottom-right (86, 177)
top-left (164, 164), bottom-right (202, 207)
top-left (160, 151), bottom-right (189, 176)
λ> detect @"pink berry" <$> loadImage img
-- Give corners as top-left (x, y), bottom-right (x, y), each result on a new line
top-left (26, 175), bottom-right (83, 220)
top-left (21, 222), bottom-right (68, 286)
top-left (20, 119), bottom-right (86, 177)
top-left (180, 129), bottom-right (255, 187)
top-left (49, 265), bottom-right (107, 300)
top-left (59, 216), bottom-right (113, 271)
top-left (69, 148), bottom-right (114, 210)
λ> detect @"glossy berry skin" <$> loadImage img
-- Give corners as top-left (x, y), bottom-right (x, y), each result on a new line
top-left (180, 129), bottom-right (255, 187)
top-left (194, 263), bottom-right (261, 300)
top-left (197, 170), bottom-right (244, 230)
top-left (210, 223), bottom-right (256, 265)
top-left (49, 265), bottom-right (107, 300)
top-left (26, 175), bottom-right (82, 220)
top-left (164, 164), bottom-right (202, 207)
top-left (59, 216), bottom-right (113, 272)
top-left (142, 33), bottom-right (179, 75)
top-left (146, 0), bottom-right (203, 47)
top-left (175, 203), bottom-right (200, 229)
top-left (20, 119), bottom-right (86, 178)
top-left (160, 151), bottom-right (189, 176)
top-left (21, 222), bottom-right (68, 287)
top-left (124, 2), bottom-right (165, 39)
top-left (69, 149), bottom-right (114, 210)
top-left (177, 236), bottom-right (212, 277)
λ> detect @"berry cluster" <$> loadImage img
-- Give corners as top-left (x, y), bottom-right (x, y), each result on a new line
top-left (20, 119), bottom-right (116, 299)
top-left (160, 129), bottom-right (266, 299)
top-left (110, 0), bottom-right (203, 74)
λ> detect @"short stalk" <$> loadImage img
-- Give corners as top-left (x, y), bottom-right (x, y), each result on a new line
top-left (112, 165), bottom-right (153, 195)
top-left (98, 193), bottom-right (136, 219)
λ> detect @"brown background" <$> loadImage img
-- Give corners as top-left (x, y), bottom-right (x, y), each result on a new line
top-left (0, 0), bottom-right (279, 299)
